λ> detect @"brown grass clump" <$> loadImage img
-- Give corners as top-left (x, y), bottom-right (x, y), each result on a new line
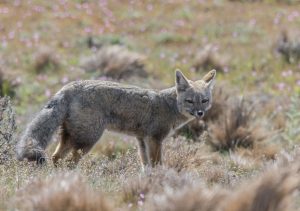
top-left (0, 97), bottom-right (16, 163)
top-left (147, 185), bottom-right (228, 211)
top-left (204, 85), bottom-right (231, 123)
top-left (33, 47), bottom-right (60, 74)
top-left (229, 0), bottom-right (298, 3)
top-left (0, 70), bottom-right (17, 97)
top-left (80, 45), bottom-right (148, 80)
top-left (13, 172), bottom-right (113, 211)
top-left (121, 167), bottom-right (196, 206)
top-left (146, 165), bottom-right (300, 211)
top-left (276, 30), bottom-right (300, 64)
top-left (208, 98), bottom-right (267, 151)
top-left (223, 167), bottom-right (300, 211)
top-left (191, 44), bottom-right (228, 73)
top-left (163, 137), bottom-right (221, 171)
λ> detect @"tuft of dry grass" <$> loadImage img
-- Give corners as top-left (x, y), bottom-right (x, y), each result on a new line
top-left (191, 44), bottom-right (228, 73)
top-left (146, 165), bottom-right (300, 211)
top-left (275, 30), bottom-right (300, 64)
top-left (204, 84), bottom-right (232, 123)
top-left (223, 166), bottom-right (300, 211)
top-left (163, 137), bottom-right (221, 171)
top-left (229, 0), bottom-right (299, 3)
top-left (0, 70), bottom-right (17, 97)
top-left (80, 45), bottom-right (148, 80)
top-left (13, 172), bottom-right (113, 211)
top-left (208, 98), bottom-right (267, 151)
top-left (121, 166), bottom-right (197, 207)
top-left (0, 97), bottom-right (16, 164)
top-left (147, 185), bottom-right (228, 211)
top-left (33, 47), bottom-right (60, 74)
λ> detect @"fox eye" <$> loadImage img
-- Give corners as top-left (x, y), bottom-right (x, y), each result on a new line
top-left (202, 99), bottom-right (209, 103)
top-left (185, 99), bottom-right (193, 104)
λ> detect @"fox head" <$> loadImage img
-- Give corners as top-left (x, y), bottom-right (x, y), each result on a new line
top-left (175, 69), bottom-right (216, 119)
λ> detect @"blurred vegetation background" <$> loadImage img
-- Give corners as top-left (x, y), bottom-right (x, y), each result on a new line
top-left (1, 0), bottom-right (300, 210)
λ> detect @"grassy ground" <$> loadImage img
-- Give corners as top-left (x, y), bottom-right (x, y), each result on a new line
top-left (1, 0), bottom-right (300, 210)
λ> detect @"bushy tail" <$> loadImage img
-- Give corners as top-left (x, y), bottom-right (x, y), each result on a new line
top-left (16, 93), bottom-right (68, 163)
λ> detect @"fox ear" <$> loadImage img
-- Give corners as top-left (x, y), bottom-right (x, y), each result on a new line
top-left (175, 69), bottom-right (190, 92)
top-left (202, 69), bottom-right (216, 89)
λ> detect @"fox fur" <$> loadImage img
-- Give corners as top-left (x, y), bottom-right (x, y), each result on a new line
top-left (16, 69), bottom-right (216, 166)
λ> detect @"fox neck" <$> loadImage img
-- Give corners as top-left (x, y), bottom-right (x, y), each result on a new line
top-left (159, 87), bottom-right (194, 130)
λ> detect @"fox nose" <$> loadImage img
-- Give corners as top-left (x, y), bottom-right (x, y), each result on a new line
top-left (197, 110), bottom-right (204, 118)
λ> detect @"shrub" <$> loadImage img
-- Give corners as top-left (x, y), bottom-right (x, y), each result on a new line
top-left (208, 98), bottom-right (266, 151)
top-left (121, 167), bottom-right (196, 206)
top-left (146, 166), bottom-right (300, 211)
top-left (0, 97), bottom-right (16, 163)
top-left (0, 70), bottom-right (17, 97)
top-left (80, 45), bottom-right (148, 79)
top-left (191, 44), bottom-right (228, 73)
top-left (33, 47), bottom-right (60, 74)
top-left (276, 31), bottom-right (300, 64)
top-left (13, 172), bottom-right (113, 211)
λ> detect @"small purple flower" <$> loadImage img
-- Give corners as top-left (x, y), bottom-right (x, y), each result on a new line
top-left (147, 4), bottom-right (153, 11)
top-left (84, 27), bottom-right (92, 34)
top-left (33, 33), bottom-right (40, 42)
top-left (0, 7), bottom-right (9, 14)
top-left (13, 0), bottom-right (21, 6)
top-left (61, 76), bottom-right (69, 84)
top-left (174, 19), bottom-right (185, 27)
top-left (277, 82), bottom-right (286, 91)
top-left (8, 31), bottom-right (15, 40)
top-left (160, 52), bottom-right (166, 59)
top-left (281, 69), bottom-right (293, 77)
top-left (45, 89), bottom-right (52, 98)
top-left (223, 67), bottom-right (229, 73)
top-left (248, 18), bottom-right (256, 27)
top-left (1, 39), bottom-right (8, 48)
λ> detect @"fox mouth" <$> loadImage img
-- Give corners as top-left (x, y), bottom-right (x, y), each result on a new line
top-left (187, 110), bottom-right (204, 119)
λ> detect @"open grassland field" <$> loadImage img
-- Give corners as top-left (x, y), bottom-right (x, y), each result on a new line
top-left (1, 0), bottom-right (300, 210)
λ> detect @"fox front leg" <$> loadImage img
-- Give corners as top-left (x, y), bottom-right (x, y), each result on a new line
top-left (145, 138), bottom-right (162, 167)
top-left (137, 138), bottom-right (148, 168)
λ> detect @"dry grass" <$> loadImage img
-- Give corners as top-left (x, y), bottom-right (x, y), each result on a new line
top-left (208, 98), bottom-right (267, 151)
top-left (146, 164), bottom-right (300, 211)
top-left (121, 166), bottom-right (197, 207)
top-left (33, 47), bottom-right (60, 74)
top-left (191, 44), bottom-right (228, 73)
top-left (13, 172), bottom-right (113, 211)
top-left (276, 30), bottom-right (300, 64)
top-left (0, 70), bottom-right (17, 97)
top-left (80, 45), bottom-right (148, 80)
top-left (163, 137), bottom-right (221, 172)
top-left (0, 97), bottom-right (16, 164)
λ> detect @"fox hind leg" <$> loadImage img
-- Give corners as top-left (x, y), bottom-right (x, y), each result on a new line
top-left (67, 128), bottom-right (105, 165)
top-left (52, 126), bottom-right (72, 165)
top-left (67, 143), bottom-right (96, 166)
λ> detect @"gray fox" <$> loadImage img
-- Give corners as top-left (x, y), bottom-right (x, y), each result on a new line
top-left (16, 69), bottom-right (216, 167)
